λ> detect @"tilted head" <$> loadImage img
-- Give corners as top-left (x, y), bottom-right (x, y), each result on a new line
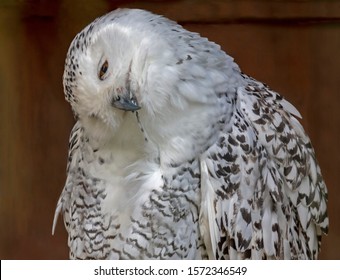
top-left (63, 9), bottom-right (157, 134)
top-left (63, 8), bottom-right (240, 157)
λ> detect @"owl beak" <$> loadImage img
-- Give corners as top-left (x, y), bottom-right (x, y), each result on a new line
top-left (111, 92), bottom-right (141, 111)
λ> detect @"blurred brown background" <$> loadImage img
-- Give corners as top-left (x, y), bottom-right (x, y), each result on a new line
top-left (0, 0), bottom-right (339, 259)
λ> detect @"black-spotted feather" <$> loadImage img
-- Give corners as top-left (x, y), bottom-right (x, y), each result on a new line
top-left (201, 79), bottom-right (328, 259)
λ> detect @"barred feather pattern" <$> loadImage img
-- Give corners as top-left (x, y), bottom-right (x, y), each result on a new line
top-left (54, 122), bottom-right (208, 259)
top-left (202, 77), bottom-right (328, 259)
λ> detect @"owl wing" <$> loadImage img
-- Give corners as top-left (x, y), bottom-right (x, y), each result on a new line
top-left (52, 121), bottom-right (83, 236)
top-left (199, 78), bottom-right (328, 259)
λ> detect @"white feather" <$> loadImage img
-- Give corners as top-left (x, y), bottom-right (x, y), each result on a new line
top-left (199, 158), bottom-right (218, 259)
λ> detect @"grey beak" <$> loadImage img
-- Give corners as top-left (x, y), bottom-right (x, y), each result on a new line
top-left (111, 93), bottom-right (141, 112)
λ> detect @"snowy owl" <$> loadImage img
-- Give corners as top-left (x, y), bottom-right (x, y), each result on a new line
top-left (53, 8), bottom-right (328, 259)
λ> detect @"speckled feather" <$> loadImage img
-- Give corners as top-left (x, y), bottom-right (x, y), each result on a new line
top-left (53, 8), bottom-right (328, 259)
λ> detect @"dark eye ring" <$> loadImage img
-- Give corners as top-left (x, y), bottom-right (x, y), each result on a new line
top-left (99, 60), bottom-right (109, 80)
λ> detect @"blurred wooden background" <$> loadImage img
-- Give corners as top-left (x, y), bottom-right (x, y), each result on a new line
top-left (0, 0), bottom-right (339, 259)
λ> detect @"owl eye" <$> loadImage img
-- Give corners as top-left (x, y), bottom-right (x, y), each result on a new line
top-left (98, 60), bottom-right (109, 80)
